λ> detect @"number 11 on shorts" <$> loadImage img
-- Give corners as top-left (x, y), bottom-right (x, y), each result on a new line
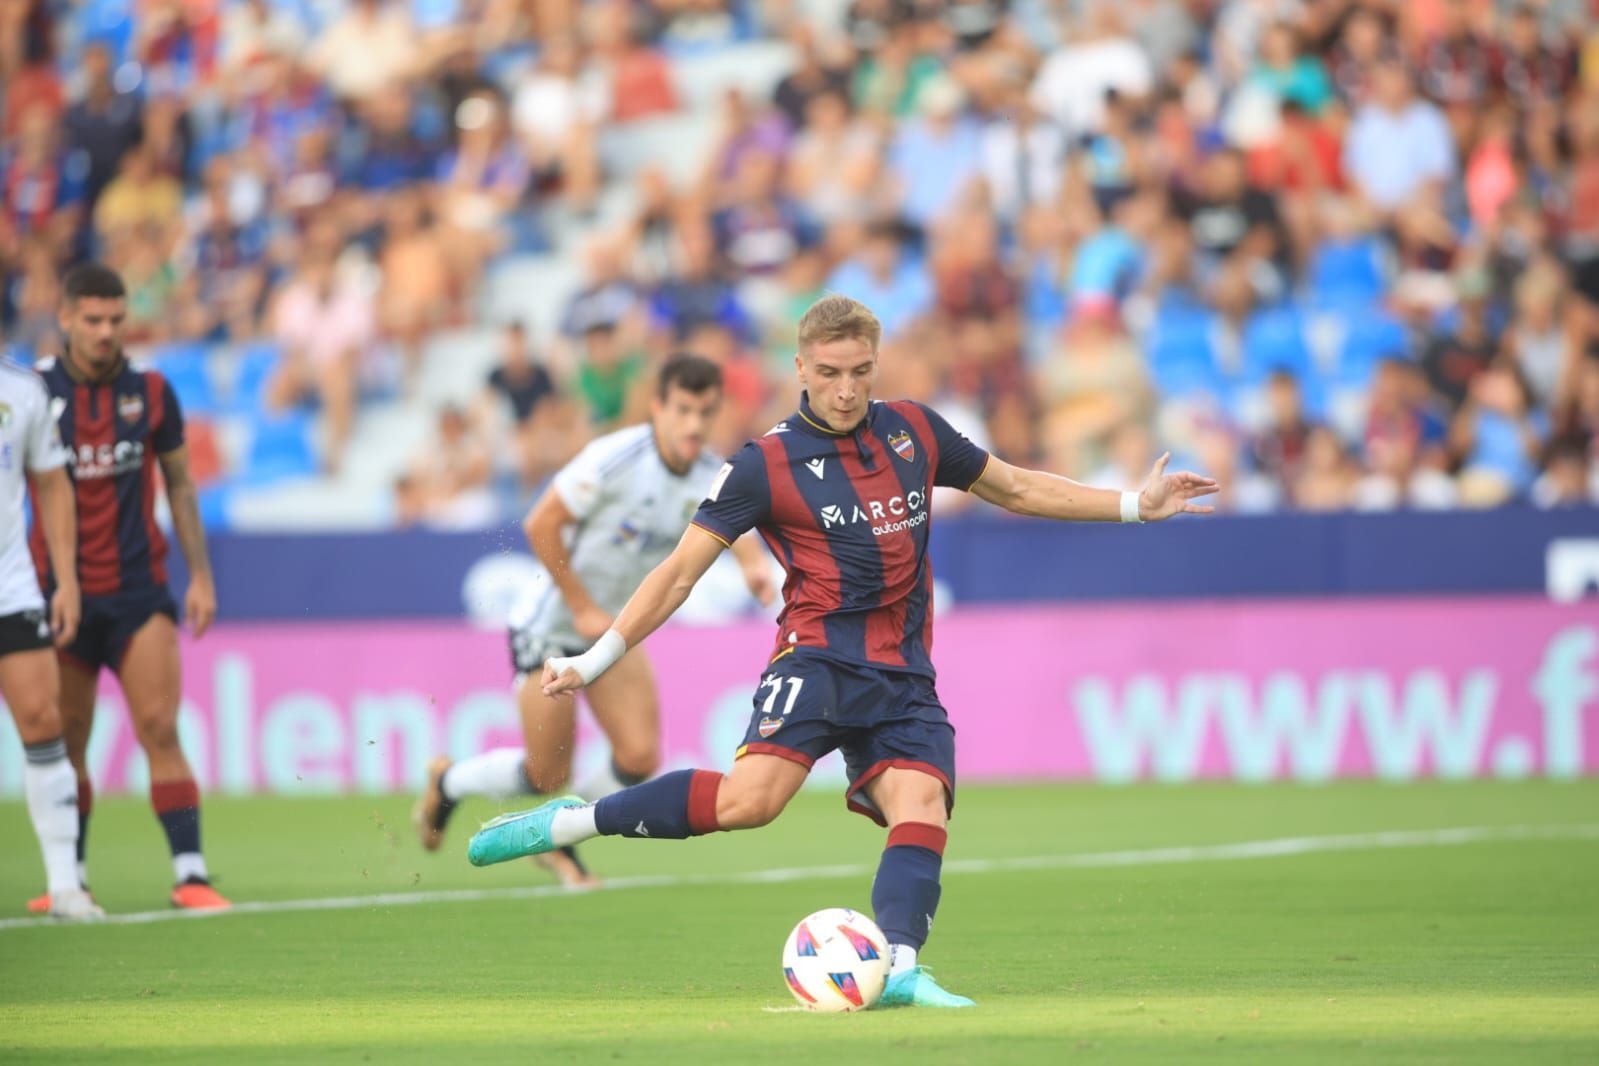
top-left (758, 676), bottom-right (804, 716)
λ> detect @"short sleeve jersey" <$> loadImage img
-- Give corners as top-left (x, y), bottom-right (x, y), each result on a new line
top-left (0, 360), bottom-right (69, 615)
top-left (692, 395), bottom-right (989, 678)
top-left (509, 423), bottom-right (724, 646)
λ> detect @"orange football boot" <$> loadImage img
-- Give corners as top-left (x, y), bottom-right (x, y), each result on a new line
top-left (170, 879), bottom-right (231, 910)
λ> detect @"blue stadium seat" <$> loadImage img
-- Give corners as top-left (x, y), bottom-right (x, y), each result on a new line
top-left (1308, 237), bottom-right (1386, 305)
top-left (1336, 310), bottom-right (1411, 387)
top-left (228, 341), bottom-right (283, 415)
top-left (150, 343), bottom-right (218, 416)
top-left (1241, 306), bottom-right (1312, 383)
top-left (1147, 307), bottom-right (1228, 403)
top-left (240, 411), bottom-right (317, 486)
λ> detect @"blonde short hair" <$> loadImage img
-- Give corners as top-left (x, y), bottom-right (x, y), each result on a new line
top-left (796, 294), bottom-right (882, 354)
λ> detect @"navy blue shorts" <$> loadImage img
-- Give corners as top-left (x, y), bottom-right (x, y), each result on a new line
top-left (60, 585), bottom-right (178, 674)
top-left (736, 649), bottom-right (956, 826)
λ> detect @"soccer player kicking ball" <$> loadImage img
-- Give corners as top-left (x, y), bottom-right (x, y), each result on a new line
top-left (416, 355), bottom-right (774, 884)
top-left (26, 264), bottom-right (227, 914)
top-left (468, 296), bottom-right (1217, 1007)
top-left (0, 359), bottom-right (99, 919)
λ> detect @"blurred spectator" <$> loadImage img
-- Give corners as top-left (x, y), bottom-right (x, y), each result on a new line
top-left (1030, 6), bottom-right (1152, 137)
top-left (1354, 358), bottom-right (1457, 511)
top-left (1422, 270), bottom-right (1498, 412)
top-left (852, 20), bottom-right (942, 118)
top-left (979, 75), bottom-right (1067, 224)
top-left (786, 91), bottom-right (882, 226)
top-left (1329, 6), bottom-right (1401, 107)
top-left (827, 219), bottom-right (933, 342)
top-left (561, 236), bottom-right (642, 340)
top-left (1293, 426), bottom-right (1357, 510)
top-left (1035, 308), bottom-right (1152, 479)
top-left (1493, 5), bottom-right (1575, 109)
top-left (219, 0), bottom-right (307, 77)
top-left (587, 0), bottom-right (678, 123)
top-left (63, 43), bottom-right (143, 219)
top-left (772, 23), bottom-right (852, 130)
top-left (1343, 62), bottom-right (1456, 213)
top-left (888, 76), bottom-right (982, 229)
top-left (510, 34), bottom-right (603, 214)
top-left (406, 405), bottom-right (496, 529)
top-left (703, 89), bottom-right (791, 208)
top-left (1416, 0), bottom-right (1492, 109)
top-left (1532, 438), bottom-right (1596, 507)
top-left (575, 322), bottom-right (647, 427)
top-left (648, 221), bottom-right (753, 344)
top-left (481, 321), bottom-right (572, 486)
top-left (378, 185), bottom-right (454, 380)
top-left (435, 90), bottom-right (528, 294)
top-left (266, 246), bottom-right (379, 471)
top-left (308, 0), bottom-right (422, 104)
top-left (94, 145), bottom-right (184, 249)
top-left (2, 104), bottom-right (82, 252)
top-left (1172, 147), bottom-right (1288, 299)
top-left (1247, 22), bottom-right (1333, 115)
top-left (1451, 359), bottom-right (1547, 506)
top-left (714, 150), bottom-right (812, 282)
top-left (1247, 370), bottom-right (1317, 503)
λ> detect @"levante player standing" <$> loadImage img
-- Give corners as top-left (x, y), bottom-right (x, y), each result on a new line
top-left (467, 295), bottom-right (1218, 1006)
top-left (26, 263), bottom-right (227, 913)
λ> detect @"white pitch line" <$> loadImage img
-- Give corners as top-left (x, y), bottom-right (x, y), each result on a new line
top-left (3, 822), bottom-right (1596, 934)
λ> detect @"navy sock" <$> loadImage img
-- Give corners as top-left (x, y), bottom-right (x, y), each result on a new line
top-left (151, 780), bottom-right (202, 857)
top-left (593, 769), bottom-right (723, 839)
top-left (872, 823), bottom-right (947, 950)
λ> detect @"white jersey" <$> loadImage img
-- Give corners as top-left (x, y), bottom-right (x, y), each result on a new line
top-left (0, 360), bottom-right (69, 617)
top-left (509, 423), bottom-right (724, 647)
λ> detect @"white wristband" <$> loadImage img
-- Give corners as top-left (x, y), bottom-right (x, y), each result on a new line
top-left (550, 629), bottom-right (627, 684)
top-left (1120, 490), bottom-right (1144, 524)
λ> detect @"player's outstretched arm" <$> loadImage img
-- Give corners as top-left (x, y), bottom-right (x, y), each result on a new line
top-left (542, 525), bottom-right (727, 696)
top-left (971, 452), bottom-right (1218, 523)
top-left (31, 466), bottom-right (80, 646)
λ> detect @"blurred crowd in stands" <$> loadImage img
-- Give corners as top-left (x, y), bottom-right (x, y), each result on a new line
top-left (2, 0), bottom-right (1598, 528)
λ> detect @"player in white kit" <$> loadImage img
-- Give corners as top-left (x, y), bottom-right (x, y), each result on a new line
top-left (0, 359), bottom-right (99, 919)
top-left (415, 354), bottom-right (773, 882)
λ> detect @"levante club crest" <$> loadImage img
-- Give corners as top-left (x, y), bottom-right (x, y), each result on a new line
top-left (117, 393), bottom-right (144, 423)
top-left (888, 431), bottom-right (914, 462)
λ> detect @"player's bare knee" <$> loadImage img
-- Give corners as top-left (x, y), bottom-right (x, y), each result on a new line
top-left (611, 746), bottom-right (659, 783)
top-left (716, 786), bottom-right (785, 830)
top-left (525, 757), bottom-right (568, 795)
top-left (134, 717), bottom-right (182, 755)
top-left (8, 699), bottom-right (60, 743)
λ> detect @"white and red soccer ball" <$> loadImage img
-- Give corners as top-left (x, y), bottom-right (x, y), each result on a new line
top-left (780, 908), bottom-right (890, 1012)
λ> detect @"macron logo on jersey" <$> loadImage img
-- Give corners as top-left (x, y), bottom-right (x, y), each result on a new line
top-left (806, 458), bottom-right (826, 480)
top-left (818, 490), bottom-right (928, 536)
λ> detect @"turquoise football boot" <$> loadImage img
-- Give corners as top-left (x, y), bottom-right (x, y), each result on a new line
top-left (878, 967), bottom-right (976, 1008)
top-left (467, 796), bottom-right (586, 867)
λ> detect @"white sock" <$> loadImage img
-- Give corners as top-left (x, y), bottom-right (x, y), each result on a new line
top-left (889, 944), bottom-right (919, 977)
top-left (549, 804), bottom-right (599, 847)
top-left (174, 852), bottom-right (209, 883)
top-left (573, 760), bottom-right (640, 801)
top-left (22, 741), bottom-right (79, 896)
top-left (77, 860), bottom-right (88, 886)
top-left (442, 748), bottom-right (530, 801)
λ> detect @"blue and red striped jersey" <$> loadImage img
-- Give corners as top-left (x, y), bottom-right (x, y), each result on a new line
top-left (693, 394), bottom-right (989, 678)
top-left (29, 355), bottom-right (185, 596)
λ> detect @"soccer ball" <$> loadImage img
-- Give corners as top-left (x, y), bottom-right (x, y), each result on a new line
top-left (780, 908), bottom-right (890, 1012)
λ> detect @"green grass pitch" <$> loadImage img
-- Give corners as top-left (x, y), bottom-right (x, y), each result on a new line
top-left (2, 781), bottom-right (1597, 1063)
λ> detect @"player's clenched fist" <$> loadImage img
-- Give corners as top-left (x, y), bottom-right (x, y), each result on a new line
top-left (542, 658), bottom-right (585, 697)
